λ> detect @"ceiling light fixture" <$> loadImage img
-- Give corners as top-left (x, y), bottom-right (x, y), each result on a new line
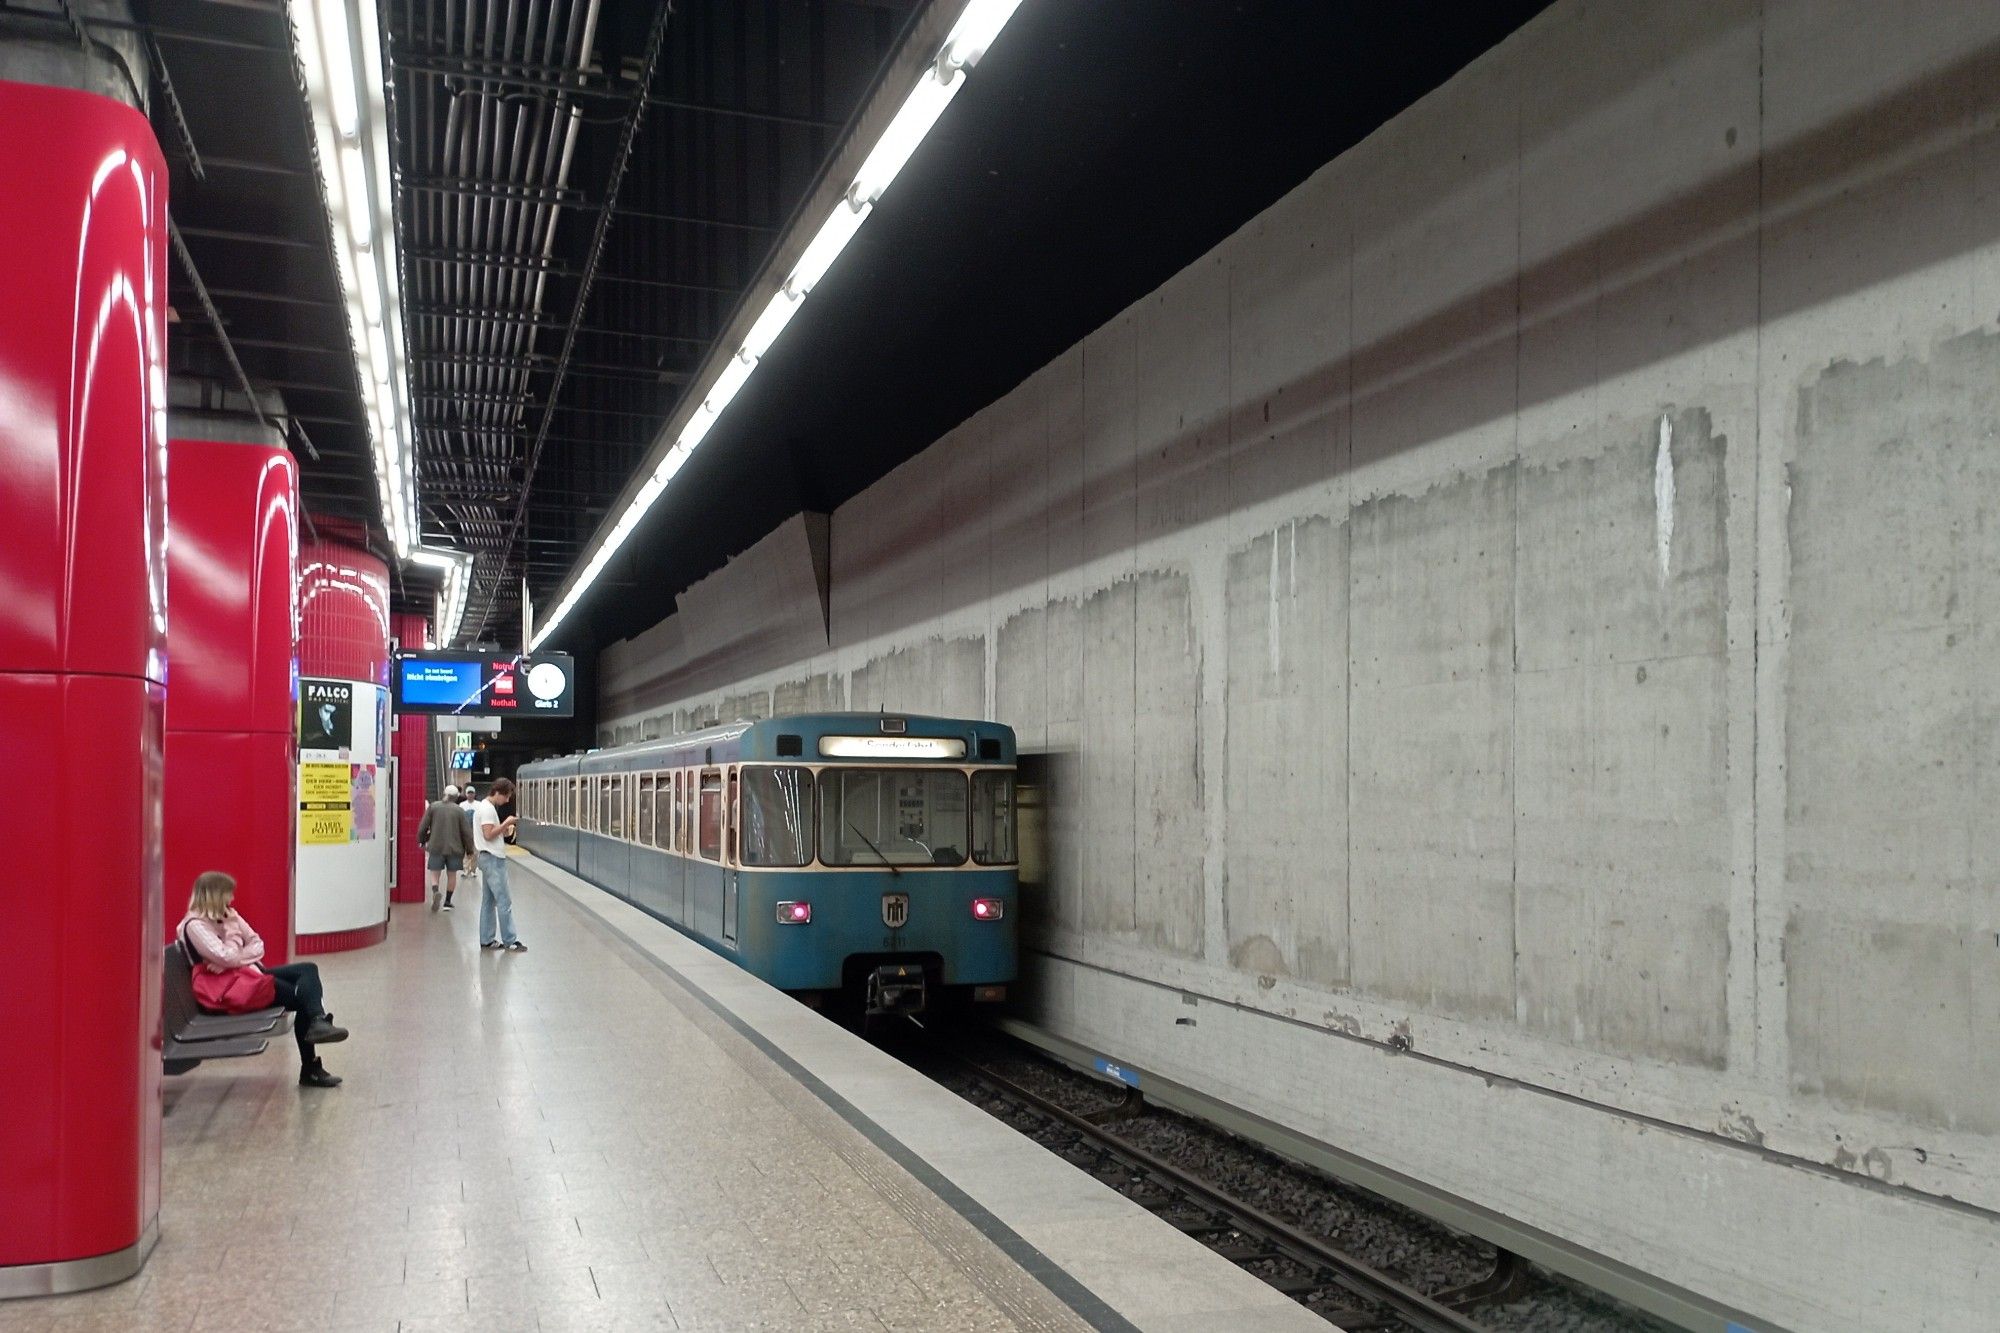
top-left (288, 0), bottom-right (417, 561)
top-left (411, 547), bottom-right (473, 647)
top-left (529, 0), bottom-right (1024, 650)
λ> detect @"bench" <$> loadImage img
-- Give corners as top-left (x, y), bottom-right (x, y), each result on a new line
top-left (161, 944), bottom-right (290, 1075)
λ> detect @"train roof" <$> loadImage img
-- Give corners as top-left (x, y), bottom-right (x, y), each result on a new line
top-left (519, 712), bottom-right (1016, 776)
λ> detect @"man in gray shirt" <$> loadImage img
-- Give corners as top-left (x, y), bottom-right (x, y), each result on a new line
top-left (417, 784), bottom-right (473, 912)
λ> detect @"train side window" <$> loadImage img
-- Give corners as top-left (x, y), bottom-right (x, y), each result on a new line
top-left (698, 770), bottom-right (722, 861)
top-left (608, 775), bottom-right (625, 840)
top-left (740, 766), bottom-right (813, 867)
top-left (638, 773), bottom-right (656, 846)
top-left (653, 775), bottom-right (671, 850)
top-left (972, 770), bottom-right (1018, 865)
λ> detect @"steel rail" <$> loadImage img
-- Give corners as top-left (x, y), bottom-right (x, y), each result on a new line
top-left (931, 1046), bottom-right (1495, 1333)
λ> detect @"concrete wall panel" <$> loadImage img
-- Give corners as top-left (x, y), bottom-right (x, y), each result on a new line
top-left (1079, 581), bottom-right (1137, 939)
top-left (1783, 334), bottom-right (2000, 1135)
top-left (1348, 472), bottom-right (1515, 1020)
top-left (1222, 518), bottom-right (1348, 986)
top-left (1132, 571), bottom-right (1203, 958)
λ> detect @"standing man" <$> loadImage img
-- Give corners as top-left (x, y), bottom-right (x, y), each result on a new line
top-left (417, 784), bottom-right (473, 912)
top-left (472, 778), bottom-right (524, 952)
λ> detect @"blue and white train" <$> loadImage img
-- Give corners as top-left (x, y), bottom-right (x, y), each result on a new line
top-left (515, 713), bottom-right (1018, 1015)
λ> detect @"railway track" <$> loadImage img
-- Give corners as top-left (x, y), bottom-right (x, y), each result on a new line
top-left (915, 1036), bottom-right (1524, 1332)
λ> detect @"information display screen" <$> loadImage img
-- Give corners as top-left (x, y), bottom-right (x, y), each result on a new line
top-left (393, 651), bottom-right (575, 718)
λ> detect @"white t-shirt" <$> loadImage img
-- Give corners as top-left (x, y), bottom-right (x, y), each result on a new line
top-left (471, 799), bottom-right (510, 856)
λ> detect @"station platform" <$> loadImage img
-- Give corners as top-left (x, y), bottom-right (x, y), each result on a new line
top-left (9, 852), bottom-right (1328, 1333)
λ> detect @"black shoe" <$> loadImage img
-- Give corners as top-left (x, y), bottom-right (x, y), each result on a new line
top-left (300, 1063), bottom-right (342, 1088)
top-left (301, 1017), bottom-right (349, 1044)
top-left (480, 940), bottom-right (502, 949)
top-left (504, 941), bottom-right (527, 953)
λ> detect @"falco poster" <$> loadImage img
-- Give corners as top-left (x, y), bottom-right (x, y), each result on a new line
top-left (300, 679), bottom-right (353, 755)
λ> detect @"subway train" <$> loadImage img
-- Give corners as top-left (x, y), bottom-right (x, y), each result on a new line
top-left (516, 712), bottom-right (1018, 1016)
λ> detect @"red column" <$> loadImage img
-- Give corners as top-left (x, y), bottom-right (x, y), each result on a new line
top-left (295, 533), bottom-right (393, 954)
top-left (164, 439), bottom-right (300, 960)
top-left (0, 81), bottom-right (168, 1294)
top-left (391, 612), bottom-right (432, 903)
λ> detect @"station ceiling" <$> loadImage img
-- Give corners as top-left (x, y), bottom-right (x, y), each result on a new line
top-left (58, 0), bottom-right (1547, 648)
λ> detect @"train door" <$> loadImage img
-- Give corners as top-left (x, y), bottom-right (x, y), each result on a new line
top-left (722, 767), bottom-right (740, 947)
top-left (675, 769), bottom-right (689, 925)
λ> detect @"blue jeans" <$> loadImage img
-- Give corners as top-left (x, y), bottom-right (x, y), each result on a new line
top-left (478, 851), bottom-right (517, 945)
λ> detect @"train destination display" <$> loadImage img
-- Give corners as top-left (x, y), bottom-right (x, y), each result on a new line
top-left (393, 650), bottom-right (575, 718)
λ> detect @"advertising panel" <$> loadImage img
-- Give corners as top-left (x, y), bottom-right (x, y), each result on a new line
top-left (299, 762), bottom-right (351, 844)
top-left (299, 678), bottom-right (352, 755)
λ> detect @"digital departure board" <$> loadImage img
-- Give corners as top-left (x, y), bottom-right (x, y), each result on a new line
top-left (393, 651), bottom-right (575, 718)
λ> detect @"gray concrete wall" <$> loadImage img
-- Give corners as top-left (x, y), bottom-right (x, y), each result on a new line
top-left (598, 2), bottom-right (2000, 1326)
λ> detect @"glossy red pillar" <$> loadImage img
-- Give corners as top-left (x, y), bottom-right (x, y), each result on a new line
top-left (391, 612), bottom-right (432, 904)
top-left (164, 439), bottom-right (300, 960)
top-left (0, 81), bottom-right (168, 1295)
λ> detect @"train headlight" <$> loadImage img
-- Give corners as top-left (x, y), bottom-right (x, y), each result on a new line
top-left (776, 901), bottom-right (812, 924)
top-left (971, 898), bottom-right (1004, 921)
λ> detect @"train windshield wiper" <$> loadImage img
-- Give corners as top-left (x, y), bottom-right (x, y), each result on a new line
top-left (846, 821), bottom-right (901, 876)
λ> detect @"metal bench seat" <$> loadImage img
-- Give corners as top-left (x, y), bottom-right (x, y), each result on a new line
top-left (162, 943), bottom-right (289, 1074)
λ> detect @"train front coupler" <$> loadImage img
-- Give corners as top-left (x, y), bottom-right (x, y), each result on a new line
top-left (864, 962), bottom-right (928, 1016)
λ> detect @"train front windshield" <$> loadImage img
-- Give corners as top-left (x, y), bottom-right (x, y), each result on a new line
top-left (819, 768), bottom-right (968, 866)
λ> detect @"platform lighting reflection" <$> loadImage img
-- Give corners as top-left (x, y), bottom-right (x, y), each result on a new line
top-left (410, 547), bottom-right (473, 647)
top-left (287, 0), bottom-right (416, 560)
top-left (529, 0), bottom-right (1024, 650)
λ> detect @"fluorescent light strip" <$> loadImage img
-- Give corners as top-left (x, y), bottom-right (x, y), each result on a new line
top-left (530, 0), bottom-right (1024, 651)
top-left (411, 547), bottom-right (471, 646)
top-left (288, 0), bottom-right (416, 560)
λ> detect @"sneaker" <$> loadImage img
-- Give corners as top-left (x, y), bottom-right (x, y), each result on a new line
top-left (429, 889), bottom-right (440, 913)
top-left (504, 941), bottom-right (527, 953)
top-left (300, 1063), bottom-right (342, 1088)
top-left (480, 940), bottom-right (502, 950)
top-left (442, 901), bottom-right (454, 912)
top-left (301, 1017), bottom-right (349, 1044)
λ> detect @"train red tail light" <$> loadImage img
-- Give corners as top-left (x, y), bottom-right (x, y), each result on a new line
top-left (971, 897), bottom-right (1004, 921)
top-left (776, 901), bottom-right (812, 924)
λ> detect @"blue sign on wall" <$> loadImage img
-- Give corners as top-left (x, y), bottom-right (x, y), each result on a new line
top-left (1094, 1057), bottom-right (1141, 1088)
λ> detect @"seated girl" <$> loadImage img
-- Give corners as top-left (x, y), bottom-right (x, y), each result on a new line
top-left (179, 871), bottom-right (349, 1088)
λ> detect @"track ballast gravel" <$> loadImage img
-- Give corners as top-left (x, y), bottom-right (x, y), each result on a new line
top-left (927, 1034), bottom-right (1675, 1333)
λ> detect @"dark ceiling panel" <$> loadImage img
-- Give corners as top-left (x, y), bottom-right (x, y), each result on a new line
top-left (385, 0), bottom-right (908, 645)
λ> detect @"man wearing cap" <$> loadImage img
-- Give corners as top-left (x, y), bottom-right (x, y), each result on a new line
top-left (417, 784), bottom-right (473, 912)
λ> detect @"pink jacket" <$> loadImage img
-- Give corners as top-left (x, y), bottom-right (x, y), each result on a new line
top-left (179, 910), bottom-right (266, 973)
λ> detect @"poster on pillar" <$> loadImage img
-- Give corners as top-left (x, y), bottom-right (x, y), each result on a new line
top-left (295, 677), bottom-right (392, 939)
top-left (299, 678), bottom-right (353, 757)
top-left (299, 762), bottom-right (351, 844)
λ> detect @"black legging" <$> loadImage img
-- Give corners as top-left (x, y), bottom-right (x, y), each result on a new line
top-left (262, 962), bottom-right (326, 1065)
